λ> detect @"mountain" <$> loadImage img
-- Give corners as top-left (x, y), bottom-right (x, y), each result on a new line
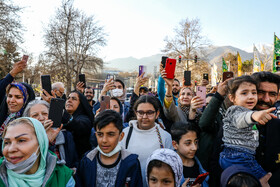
top-left (104, 45), bottom-right (260, 72)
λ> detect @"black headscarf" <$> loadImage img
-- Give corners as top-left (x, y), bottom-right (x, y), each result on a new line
top-left (0, 82), bottom-right (35, 126)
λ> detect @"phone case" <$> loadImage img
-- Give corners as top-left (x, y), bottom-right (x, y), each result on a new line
top-left (48, 98), bottom-right (65, 128)
top-left (191, 172), bottom-right (209, 186)
top-left (184, 71), bottom-right (191, 86)
top-left (22, 55), bottom-right (29, 62)
top-left (106, 74), bottom-right (114, 81)
top-left (203, 73), bottom-right (208, 81)
top-left (41, 75), bottom-right (52, 95)
top-left (100, 96), bottom-right (110, 112)
top-left (165, 58), bottom-right (176, 79)
top-left (79, 74), bottom-right (86, 87)
top-left (161, 56), bottom-right (168, 68)
top-left (139, 65), bottom-right (147, 77)
top-left (223, 72), bottom-right (234, 82)
top-left (196, 86), bottom-right (206, 106)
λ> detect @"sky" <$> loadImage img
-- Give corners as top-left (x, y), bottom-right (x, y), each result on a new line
top-left (12, 0), bottom-right (280, 62)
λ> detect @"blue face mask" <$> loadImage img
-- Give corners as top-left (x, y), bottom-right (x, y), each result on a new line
top-left (97, 143), bottom-right (121, 157)
top-left (4, 146), bottom-right (40, 174)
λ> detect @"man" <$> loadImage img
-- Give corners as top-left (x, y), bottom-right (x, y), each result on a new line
top-left (52, 82), bottom-right (66, 100)
top-left (251, 71), bottom-right (280, 187)
top-left (84, 87), bottom-right (96, 107)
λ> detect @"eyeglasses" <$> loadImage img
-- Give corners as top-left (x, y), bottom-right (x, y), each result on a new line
top-left (136, 110), bottom-right (156, 117)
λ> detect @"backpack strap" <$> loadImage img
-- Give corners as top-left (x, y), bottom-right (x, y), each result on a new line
top-left (125, 126), bottom-right (133, 149)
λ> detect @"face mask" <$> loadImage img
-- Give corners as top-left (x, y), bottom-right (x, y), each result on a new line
top-left (4, 146), bottom-right (40, 174)
top-left (111, 89), bottom-right (123, 97)
top-left (97, 143), bottom-right (121, 157)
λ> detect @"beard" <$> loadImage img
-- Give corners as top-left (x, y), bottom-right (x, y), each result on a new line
top-left (86, 96), bottom-right (93, 101)
top-left (172, 89), bottom-right (180, 96)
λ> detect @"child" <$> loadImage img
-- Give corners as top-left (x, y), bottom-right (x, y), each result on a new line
top-left (219, 75), bottom-right (275, 180)
top-left (170, 121), bottom-right (209, 187)
top-left (75, 110), bottom-right (143, 187)
top-left (146, 148), bottom-right (183, 187)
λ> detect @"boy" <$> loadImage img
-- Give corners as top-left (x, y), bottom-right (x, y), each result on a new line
top-left (171, 121), bottom-right (209, 187)
top-left (75, 110), bottom-right (143, 187)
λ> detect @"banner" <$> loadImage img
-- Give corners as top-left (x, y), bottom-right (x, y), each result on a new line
top-left (211, 63), bottom-right (217, 86)
top-left (253, 45), bottom-right (261, 72)
top-left (273, 34), bottom-right (280, 72)
top-left (237, 52), bottom-right (242, 76)
top-left (222, 57), bottom-right (228, 72)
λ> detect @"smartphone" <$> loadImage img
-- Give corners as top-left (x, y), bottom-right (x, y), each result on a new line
top-left (41, 75), bottom-right (52, 95)
top-left (184, 71), bottom-right (191, 86)
top-left (161, 56), bottom-right (168, 68)
top-left (165, 58), bottom-right (176, 79)
top-left (191, 172), bottom-right (209, 186)
top-left (106, 74), bottom-right (114, 82)
top-left (22, 55), bottom-right (29, 62)
top-left (196, 86), bottom-right (206, 106)
top-left (222, 71), bottom-right (234, 82)
top-left (48, 98), bottom-right (65, 128)
top-left (203, 73), bottom-right (208, 81)
top-left (79, 74), bottom-right (86, 87)
top-left (139, 65), bottom-right (147, 77)
top-left (100, 96), bottom-right (110, 112)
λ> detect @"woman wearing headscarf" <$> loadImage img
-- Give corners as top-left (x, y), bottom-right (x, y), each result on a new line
top-left (63, 91), bottom-right (94, 159)
top-left (0, 117), bottom-right (74, 186)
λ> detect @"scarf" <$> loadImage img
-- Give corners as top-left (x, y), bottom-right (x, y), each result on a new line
top-left (2, 117), bottom-right (49, 187)
top-left (178, 102), bottom-right (191, 118)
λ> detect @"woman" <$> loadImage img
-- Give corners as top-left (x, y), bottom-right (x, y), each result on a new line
top-left (0, 117), bottom-right (74, 186)
top-left (120, 95), bottom-right (173, 187)
top-left (63, 91), bottom-right (94, 159)
top-left (22, 100), bottom-right (78, 168)
top-left (160, 69), bottom-right (204, 124)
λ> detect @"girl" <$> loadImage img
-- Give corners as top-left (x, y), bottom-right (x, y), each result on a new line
top-left (146, 148), bottom-right (183, 187)
top-left (219, 75), bottom-right (275, 180)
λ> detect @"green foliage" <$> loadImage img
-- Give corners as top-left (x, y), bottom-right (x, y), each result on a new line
top-left (242, 59), bottom-right (253, 72)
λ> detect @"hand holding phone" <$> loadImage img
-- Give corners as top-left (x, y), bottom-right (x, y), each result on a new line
top-left (196, 86), bottom-right (206, 106)
top-left (48, 98), bottom-right (65, 128)
top-left (165, 58), bottom-right (176, 79)
top-left (41, 75), bottom-right (52, 95)
top-left (79, 74), bottom-right (86, 88)
top-left (139, 65), bottom-right (147, 77)
top-left (161, 56), bottom-right (168, 69)
top-left (191, 172), bottom-right (209, 186)
top-left (22, 55), bottom-right (29, 63)
top-left (100, 96), bottom-right (110, 112)
top-left (222, 72), bottom-right (234, 82)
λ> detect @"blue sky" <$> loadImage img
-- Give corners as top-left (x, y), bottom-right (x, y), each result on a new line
top-left (13, 0), bottom-right (279, 61)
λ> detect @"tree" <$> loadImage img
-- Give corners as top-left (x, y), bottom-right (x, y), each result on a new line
top-left (242, 59), bottom-right (253, 72)
top-left (44, 0), bottom-right (106, 94)
top-left (224, 52), bottom-right (238, 76)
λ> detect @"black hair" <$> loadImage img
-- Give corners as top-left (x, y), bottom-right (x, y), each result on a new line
top-left (94, 110), bottom-right (123, 133)
top-left (227, 173), bottom-right (261, 187)
top-left (170, 121), bottom-right (201, 143)
top-left (251, 71), bottom-right (280, 91)
top-left (147, 160), bottom-right (175, 186)
top-left (110, 97), bottom-right (123, 115)
top-left (174, 78), bottom-right (180, 84)
top-left (85, 87), bottom-right (95, 95)
top-left (115, 79), bottom-right (125, 89)
top-left (228, 75), bottom-right (258, 97)
top-left (133, 95), bottom-right (160, 113)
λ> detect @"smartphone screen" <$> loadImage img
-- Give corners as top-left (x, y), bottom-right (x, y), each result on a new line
top-left (196, 86), bottom-right (206, 106)
top-left (139, 65), bottom-right (147, 77)
top-left (48, 98), bottom-right (65, 128)
top-left (79, 74), bottom-right (86, 87)
top-left (184, 71), bottom-right (191, 86)
top-left (161, 56), bottom-right (168, 68)
top-left (41, 75), bottom-right (52, 95)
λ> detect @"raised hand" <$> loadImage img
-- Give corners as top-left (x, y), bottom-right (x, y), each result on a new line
top-left (252, 107), bottom-right (277, 125)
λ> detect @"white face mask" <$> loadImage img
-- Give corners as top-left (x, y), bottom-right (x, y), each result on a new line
top-left (96, 143), bottom-right (121, 157)
top-left (111, 89), bottom-right (123, 97)
top-left (4, 146), bottom-right (40, 174)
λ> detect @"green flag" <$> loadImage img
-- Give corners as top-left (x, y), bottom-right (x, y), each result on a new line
top-left (222, 57), bottom-right (228, 72)
top-left (273, 34), bottom-right (280, 72)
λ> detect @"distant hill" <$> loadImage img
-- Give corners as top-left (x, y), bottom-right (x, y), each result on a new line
top-left (104, 45), bottom-right (260, 73)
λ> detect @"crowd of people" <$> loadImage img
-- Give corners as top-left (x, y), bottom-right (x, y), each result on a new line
top-left (0, 59), bottom-right (280, 187)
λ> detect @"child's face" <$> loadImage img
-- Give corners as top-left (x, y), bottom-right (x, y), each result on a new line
top-left (148, 164), bottom-right (175, 187)
top-left (229, 82), bottom-right (257, 110)
top-left (172, 131), bottom-right (198, 161)
top-left (95, 122), bottom-right (123, 154)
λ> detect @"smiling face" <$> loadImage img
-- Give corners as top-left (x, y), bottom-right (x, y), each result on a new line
top-left (255, 81), bottom-right (278, 110)
top-left (229, 82), bottom-right (258, 110)
top-left (3, 123), bottom-right (39, 165)
top-left (7, 87), bottom-right (24, 113)
top-left (65, 92), bottom-right (80, 115)
top-left (95, 122), bottom-right (123, 154)
top-left (179, 88), bottom-right (193, 106)
top-left (29, 104), bottom-right (49, 124)
top-left (135, 103), bottom-right (159, 130)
